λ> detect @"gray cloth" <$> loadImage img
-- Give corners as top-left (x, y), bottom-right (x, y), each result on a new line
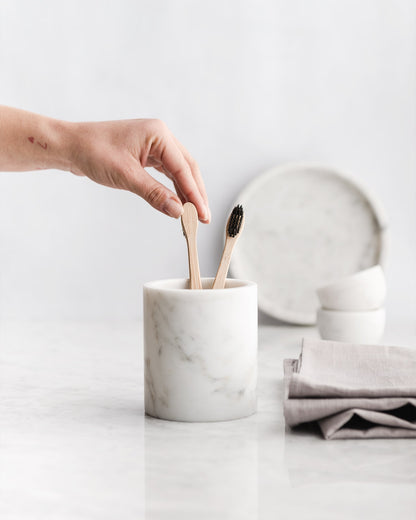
top-left (284, 338), bottom-right (416, 439)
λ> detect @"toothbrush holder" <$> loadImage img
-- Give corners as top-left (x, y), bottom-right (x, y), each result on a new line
top-left (143, 278), bottom-right (257, 422)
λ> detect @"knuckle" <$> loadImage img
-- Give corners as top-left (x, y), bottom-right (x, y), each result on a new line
top-left (147, 185), bottom-right (167, 207)
top-left (148, 118), bottom-right (167, 133)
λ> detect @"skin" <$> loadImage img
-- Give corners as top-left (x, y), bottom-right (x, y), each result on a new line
top-left (0, 105), bottom-right (210, 222)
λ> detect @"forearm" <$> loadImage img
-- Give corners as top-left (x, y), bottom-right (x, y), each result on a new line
top-left (0, 105), bottom-right (74, 172)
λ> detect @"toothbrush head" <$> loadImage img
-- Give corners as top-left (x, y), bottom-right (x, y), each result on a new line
top-left (181, 202), bottom-right (198, 239)
top-left (227, 204), bottom-right (244, 238)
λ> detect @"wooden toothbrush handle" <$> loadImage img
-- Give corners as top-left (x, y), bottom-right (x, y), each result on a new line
top-left (212, 238), bottom-right (235, 289)
top-left (187, 236), bottom-right (202, 289)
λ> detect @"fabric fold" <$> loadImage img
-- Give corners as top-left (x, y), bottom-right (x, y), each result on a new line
top-left (284, 338), bottom-right (416, 439)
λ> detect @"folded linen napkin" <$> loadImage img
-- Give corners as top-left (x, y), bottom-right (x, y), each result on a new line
top-left (284, 338), bottom-right (416, 439)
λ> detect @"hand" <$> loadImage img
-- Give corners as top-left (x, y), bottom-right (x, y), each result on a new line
top-left (68, 119), bottom-right (210, 222)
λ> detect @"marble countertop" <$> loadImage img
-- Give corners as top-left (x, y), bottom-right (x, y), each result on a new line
top-left (1, 319), bottom-right (415, 519)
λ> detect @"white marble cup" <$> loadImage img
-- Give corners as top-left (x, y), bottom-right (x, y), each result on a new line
top-left (317, 307), bottom-right (386, 344)
top-left (317, 265), bottom-right (386, 311)
top-left (143, 278), bottom-right (257, 422)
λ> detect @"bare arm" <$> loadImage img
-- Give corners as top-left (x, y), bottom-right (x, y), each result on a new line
top-left (0, 106), bottom-right (210, 222)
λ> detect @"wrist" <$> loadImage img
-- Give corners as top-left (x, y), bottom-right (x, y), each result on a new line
top-left (47, 118), bottom-right (78, 172)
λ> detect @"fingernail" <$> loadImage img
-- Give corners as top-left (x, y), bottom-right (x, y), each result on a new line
top-left (163, 199), bottom-right (183, 218)
top-left (201, 206), bottom-right (211, 223)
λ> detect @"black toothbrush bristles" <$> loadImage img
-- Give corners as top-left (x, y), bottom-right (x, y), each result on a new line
top-left (227, 204), bottom-right (244, 238)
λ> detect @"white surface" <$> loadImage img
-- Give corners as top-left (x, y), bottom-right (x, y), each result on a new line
top-left (0, 0), bottom-right (415, 322)
top-left (317, 307), bottom-right (386, 344)
top-left (1, 319), bottom-right (415, 519)
top-left (317, 265), bottom-right (386, 311)
top-left (143, 278), bottom-right (257, 421)
top-left (231, 163), bottom-right (387, 324)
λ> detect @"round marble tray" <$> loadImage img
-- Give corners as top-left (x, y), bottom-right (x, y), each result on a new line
top-left (230, 163), bottom-right (388, 325)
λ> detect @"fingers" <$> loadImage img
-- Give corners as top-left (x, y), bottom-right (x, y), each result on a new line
top-left (127, 165), bottom-right (184, 219)
top-left (150, 163), bottom-right (188, 205)
top-left (172, 135), bottom-right (210, 222)
top-left (173, 181), bottom-right (187, 204)
top-left (153, 126), bottom-right (210, 223)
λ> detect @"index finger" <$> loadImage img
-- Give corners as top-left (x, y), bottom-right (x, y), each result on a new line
top-left (172, 136), bottom-right (210, 215)
top-left (155, 135), bottom-right (209, 223)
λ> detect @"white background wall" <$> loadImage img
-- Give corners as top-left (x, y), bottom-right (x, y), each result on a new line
top-left (0, 0), bottom-right (415, 323)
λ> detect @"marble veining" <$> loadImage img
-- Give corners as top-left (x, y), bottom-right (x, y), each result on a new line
top-left (143, 279), bottom-right (258, 422)
top-left (230, 163), bottom-right (388, 325)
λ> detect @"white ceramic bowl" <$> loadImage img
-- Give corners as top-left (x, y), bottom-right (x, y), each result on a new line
top-left (317, 307), bottom-right (385, 344)
top-left (230, 163), bottom-right (389, 325)
top-left (316, 265), bottom-right (386, 311)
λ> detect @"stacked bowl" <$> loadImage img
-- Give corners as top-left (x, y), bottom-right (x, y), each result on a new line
top-left (316, 266), bottom-right (386, 344)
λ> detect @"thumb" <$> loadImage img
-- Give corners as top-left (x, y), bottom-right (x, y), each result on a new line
top-left (128, 166), bottom-right (184, 218)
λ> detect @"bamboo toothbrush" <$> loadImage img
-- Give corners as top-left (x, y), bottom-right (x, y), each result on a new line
top-left (181, 202), bottom-right (202, 289)
top-left (212, 205), bottom-right (244, 289)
